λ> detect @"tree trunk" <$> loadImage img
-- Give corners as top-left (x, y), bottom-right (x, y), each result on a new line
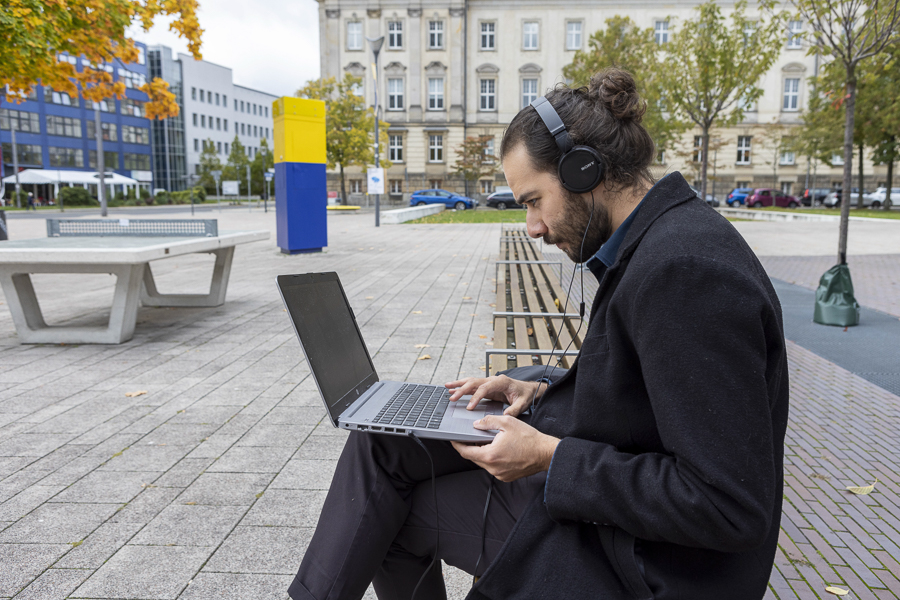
top-left (856, 142), bottom-right (865, 209)
top-left (339, 163), bottom-right (346, 206)
top-left (699, 125), bottom-right (710, 200)
top-left (837, 69), bottom-right (856, 264)
top-left (886, 136), bottom-right (895, 211)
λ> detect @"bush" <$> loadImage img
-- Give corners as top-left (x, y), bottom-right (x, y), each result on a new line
top-left (139, 188), bottom-right (150, 200)
top-left (192, 186), bottom-right (206, 202)
top-left (58, 187), bottom-right (97, 207)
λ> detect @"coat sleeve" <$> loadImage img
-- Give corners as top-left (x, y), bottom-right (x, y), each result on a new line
top-left (543, 254), bottom-right (785, 552)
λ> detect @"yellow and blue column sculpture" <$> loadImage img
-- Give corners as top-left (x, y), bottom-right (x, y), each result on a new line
top-left (273, 97), bottom-right (327, 254)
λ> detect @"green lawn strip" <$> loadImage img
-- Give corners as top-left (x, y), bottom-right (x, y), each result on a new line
top-left (406, 209), bottom-right (527, 224)
top-left (752, 207), bottom-right (900, 220)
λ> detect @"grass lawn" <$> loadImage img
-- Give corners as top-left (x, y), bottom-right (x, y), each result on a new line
top-left (407, 208), bottom-right (527, 224)
top-left (753, 206), bottom-right (900, 220)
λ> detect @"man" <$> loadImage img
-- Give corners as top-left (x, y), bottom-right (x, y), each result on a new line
top-left (288, 68), bottom-right (789, 600)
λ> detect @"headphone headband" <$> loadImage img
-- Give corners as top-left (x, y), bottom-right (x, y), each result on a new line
top-left (530, 97), bottom-right (573, 153)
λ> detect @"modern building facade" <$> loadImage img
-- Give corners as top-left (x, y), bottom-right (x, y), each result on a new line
top-left (147, 45), bottom-right (188, 192)
top-left (1, 42), bottom-right (154, 200)
top-left (318, 0), bottom-right (890, 201)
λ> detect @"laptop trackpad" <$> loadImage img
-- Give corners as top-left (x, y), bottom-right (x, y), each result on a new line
top-left (446, 398), bottom-right (505, 423)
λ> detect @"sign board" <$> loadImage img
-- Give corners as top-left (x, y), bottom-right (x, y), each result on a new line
top-left (222, 180), bottom-right (240, 195)
top-left (367, 167), bottom-right (384, 195)
top-left (264, 171), bottom-right (274, 181)
top-left (327, 191), bottom-right (338, 199)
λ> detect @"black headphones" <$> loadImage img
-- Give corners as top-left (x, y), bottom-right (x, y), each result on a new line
top-left (530, 96), bottom-right (604, 194)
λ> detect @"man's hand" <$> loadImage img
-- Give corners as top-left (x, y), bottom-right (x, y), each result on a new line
top-left (451, 416), bottom-right (560, 482)
top-left (444, 375), bottom-right (546, 417)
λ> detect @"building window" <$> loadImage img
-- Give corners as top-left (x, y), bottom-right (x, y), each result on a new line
top-left (350, 180), bottom-right (362, 194)
top-left (201, 115), bottom-right (206, 128)
top-left (1, 143), bottom-right (43, 166)
top-left (389, 134), bottom-right (403, 162)
top-left (787, 20), bottom-right (803, 49)
top-left (194, 138), bottom-right (199, 151)
top-left (241, 100), bottom-right (245, 112)
top-left (429, 179), bottom-right (442, 189)
top-left (737, 136), bottom-right (752, 165)
top-left (481, 22), bottom-right (495, 50)
top-left (781, 182), bottom-right (793, 195)
top-left (428, 78), bottom-right (444, 110)
top-left (521, 78), bottom-right (538, 109)
top-left (122, 125), bottom-right (149, 145)
top-left (780, 149), bottom-right (796, 165)
top-left (217, 141), bottom-right (222, 153)
top-left (0, 108), bottom-right (40, 133)
top-left (88, 150), bottom-right (118, 169)
top-left (253, 104), bottom-right (257, 115)
top-left (265, 106), bottom-right (268, 117)
top-left (121, 98), bottom-right (144, 117)
top-left (388, 78), bottom-right (404, 110)
top-left (214, 117), bottom-right (219, 130)
top-left (831, 153), bottom-right (844, 166)
top-left (738, 93), bottom-right (756, 112)
top-left (49, 147), bottom-right (84, 168)
top-left (693, 135), bottom-right (703, 163)
top-left (224, 119), bottom-right (228, 132)
top-left (655, 20), bottom-right (669, 44)
top-left (523, 21), bottom-right (539, 50)
top-left (265, 127), bottom-right (269, 137)
top-left (123, 153), bottom-right (150, 170)
top-left (200, 89), bottom-right (205, 102)
top-left (46, 115), bottom-right (82, 138)
top-left (566, 21), bottom-right (583, 50)
top-left (484, 137), bottom-right (495, 162)
top-left (254, 125), bottom-right (258, 137)
top-left (783, 78), bottom-right (800, 111)
top-left (191, 87), bottom-right (197, 100)
top-left (388, 21), bottom-right (403, 49)
top-left (348, 21), bottom-right (363, 50)
top-left (224, 95), bottom-right (228, 106)
top-left (480, 79), bottom-right (496, 110)
top-left (429, 134), bottom-right (443, 162)
top-left (241, 123), bottom-right (246, 135)
top-left (44, 87), bottom-right (76, 106)
top-left (656, 150), bottom-right (666, 164)
top-left (193, 113), bottom-right (198, 126)
top-left (390, 179), bottom-right (403, 195)
top-left (87, 122), bottom-right (118, 142)
top-left (91, 99), bottom-right (113, 113)
top-left (429, 21), bottom-right (444, 49)
top-left (480, 180), bottom-right (493, 194)
top-left (234, 99), bottom-right (238, 110)
top-left (215, 93), bottom-right (220, 105)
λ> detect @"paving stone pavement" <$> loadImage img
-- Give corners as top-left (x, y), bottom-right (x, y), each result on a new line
top-left (0, 208), bottom-right (898, 599)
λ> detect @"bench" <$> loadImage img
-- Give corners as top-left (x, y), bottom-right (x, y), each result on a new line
top-left (487, 227), bottom-right (584, 373)
top-left (0, 219), bottom-right (269, 344)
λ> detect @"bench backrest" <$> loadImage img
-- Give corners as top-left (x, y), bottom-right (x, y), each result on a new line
top-left (47, 219), bottom-right (218, 238)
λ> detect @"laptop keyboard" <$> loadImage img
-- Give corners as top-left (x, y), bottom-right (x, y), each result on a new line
top-left (372, 384), bottom-right (451, 429)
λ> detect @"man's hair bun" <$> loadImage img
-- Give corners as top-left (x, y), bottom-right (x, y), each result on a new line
top-left (589, 68), bottom-right (646, 123)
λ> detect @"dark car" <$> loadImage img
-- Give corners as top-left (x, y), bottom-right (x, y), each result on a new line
top-left (726, 187), bottom-right (754, 207)
top-left (745, 188), bottom-right (799, 208)
top-left (485, 191), bottom-right (521, 210)
top-left (690, 188), bottom-right (720, 208)
top-left (409, 189), bottom-right (477, 210)
top-left (801, 188), bottom-right (831, 207)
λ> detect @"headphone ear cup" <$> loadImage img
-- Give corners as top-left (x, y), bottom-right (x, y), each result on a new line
top-left (558, 146), bottom-right (603, 193)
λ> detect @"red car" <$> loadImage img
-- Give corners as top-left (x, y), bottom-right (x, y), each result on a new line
top-left (745, 188), bottom-right (800, 208)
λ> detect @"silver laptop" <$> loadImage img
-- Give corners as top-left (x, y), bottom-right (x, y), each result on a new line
top-left (276, 272), bottom-right (500, 442)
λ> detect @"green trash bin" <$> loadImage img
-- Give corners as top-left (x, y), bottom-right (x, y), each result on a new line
top-left (813, 263), bottom-right (860, 327)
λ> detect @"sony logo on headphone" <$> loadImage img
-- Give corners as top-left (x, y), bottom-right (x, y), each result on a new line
top-left (580, 161), bottom-right (595, 171)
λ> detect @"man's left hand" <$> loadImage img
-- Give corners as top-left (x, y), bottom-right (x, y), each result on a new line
top-left (451, 416), bottom-right (560, 482)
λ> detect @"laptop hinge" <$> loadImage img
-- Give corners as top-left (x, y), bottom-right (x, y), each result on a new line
top-left (341, 382), bottom-right (382, 422)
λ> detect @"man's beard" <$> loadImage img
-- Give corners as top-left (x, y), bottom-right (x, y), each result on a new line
top-left (543, 191), bottom-right (613, 263)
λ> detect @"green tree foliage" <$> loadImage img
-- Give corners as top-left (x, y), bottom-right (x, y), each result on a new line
top-left (660, 0), bottom-right (785, 201)
top-left (224, 135), bottom-right (250, 194)
top-left (452, 135), bottom-right (499, 196)
top-left (296, 74), bottom-right (391, 203)
top-left (793, 0), bottom-right (900, 258)
top-left (250, 137), bottom-right (275, 197)
top-left (563, 16), bottom-right (685, 158)
top-left (197, 138), bottom-right (222, 194)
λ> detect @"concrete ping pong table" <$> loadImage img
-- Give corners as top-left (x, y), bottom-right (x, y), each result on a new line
top-left (0, 219), bottom-right (269, 344)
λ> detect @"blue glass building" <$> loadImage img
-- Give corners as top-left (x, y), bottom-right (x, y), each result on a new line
top-left (1, 42), bottom-right (154, 202)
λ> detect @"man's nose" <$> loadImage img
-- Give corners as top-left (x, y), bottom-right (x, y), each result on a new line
top-left (526, 212), bottom-right (547, 239)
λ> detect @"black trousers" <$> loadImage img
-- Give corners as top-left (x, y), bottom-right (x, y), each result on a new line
top-left (287, 430), bottom-right (546, 600)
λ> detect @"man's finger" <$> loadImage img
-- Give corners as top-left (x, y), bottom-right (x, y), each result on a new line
top-left (474, 415), bottom-right (511, 431)
top-left (451, 440), bottom-right (488, 462)
top-left (467, 379), bottom-right (503, 409)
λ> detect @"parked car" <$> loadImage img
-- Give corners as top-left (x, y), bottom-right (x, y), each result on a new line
top-left (725, 187), bottom-right (754, 207)
top-left (745, 188), bottom-right (800, 208)
top-left (822, 188), bottom-right (874, 208)
top-left (801, 188), bottom-right (831, 206)
top-left (866, 187), bottom-right (900, 208)
top-left (689, 187), bottom-right (720, 208)
top-left (485, 190), bottom-right (521, 210)
top-left (409, 189), bottom-right (477, 210)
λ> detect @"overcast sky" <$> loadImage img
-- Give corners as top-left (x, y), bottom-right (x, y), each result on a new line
top-left (130, 0), bottom-right (321, 98)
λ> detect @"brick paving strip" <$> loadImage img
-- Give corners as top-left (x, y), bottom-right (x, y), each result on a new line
top-left (0, 210), bottom-right (897, 599)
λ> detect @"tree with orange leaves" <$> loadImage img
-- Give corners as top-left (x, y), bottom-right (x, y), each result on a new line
top-left (0, 0), bottom-right (203, 120)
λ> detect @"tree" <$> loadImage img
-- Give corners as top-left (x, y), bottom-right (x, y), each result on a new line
top-left (224, 136), bottom-right (250, 194)
top-left (793, 0), bottom-right (900, 261)
top-left (296, 74), bottom-right (390, 203)
top-left (563, 16), bottom-right (685, 159)
top-left (1, 0), bottom-right (202, 119)
top-left (757, 121), bottom-right (793, 191)
top-left (452, 135), bottom-right (499, 196)
top-left (672, 133), bottom-right (727, 194)
top-left (250, 138), bottom-right (275, 196)
top-left (660, 0), bottom-right (785, 202)
top-left (856, 48), bottom-right (900, 209)
top-left (197, 139), bottom-right (222, 194)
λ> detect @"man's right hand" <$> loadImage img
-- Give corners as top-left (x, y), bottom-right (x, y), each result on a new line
top-left (444, 375), bottom-right (546, 417)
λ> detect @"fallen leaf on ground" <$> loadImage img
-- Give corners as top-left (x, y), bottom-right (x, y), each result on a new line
top-left (485, 342), bottom-right (493, 346)
top-left (448, 274), bottom-right (456, 277)
top-left (418, 355), bottom-right (432, 360)
top-left (412, 311), bottom-right (423, 314)
top-left (554, 299), bottom-right (560, 308)
top-left (415, 344), bottom-right (430, 348)
top-left (470, 313), bottom-right (477, 316)
top-left (478, 335), bottom-right (487, 339)
top-left (463, 296), bottom-right (471, 300)
top-left (184, 502), bottom-right (197, 505)
top-left (478, 366), bottom-right (486, 370)
top-left (845, 479), bottom-right (878, 495)
top-left (125, 391), bottom-right (147, 397)
top-left (527, 327), bottom-right (534, 336)
top-left (825, 586), bottom-right (849, 596)
top-left (489, 303), bottom-right (496, 307)
top-left (366, 296), bottom-right (374, 300)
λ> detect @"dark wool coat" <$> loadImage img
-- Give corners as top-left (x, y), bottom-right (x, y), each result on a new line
top-left (469, 172), bottom-right (790, 600)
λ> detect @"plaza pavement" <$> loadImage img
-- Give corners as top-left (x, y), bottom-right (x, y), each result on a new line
top-left (0, 207), bottom-right (898, 600)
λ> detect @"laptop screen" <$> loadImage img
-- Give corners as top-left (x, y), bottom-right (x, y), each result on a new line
top-left (277, 273), bottom-right (378, 424)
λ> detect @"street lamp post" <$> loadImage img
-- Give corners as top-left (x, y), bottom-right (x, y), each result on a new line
top-left (95, 107), bottom-right (107, 217)
top-left (183, 174), bottom-right (197, 215)
top-left (367, 35), bottom-right (385, 228)
top-left (211, 169), bottom-right (222, 213)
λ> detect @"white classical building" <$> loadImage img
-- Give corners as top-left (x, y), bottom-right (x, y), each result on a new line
top-left (178, 54), bottom-right (278, 178)
top-left (318, 0), bottom-right (886, 201)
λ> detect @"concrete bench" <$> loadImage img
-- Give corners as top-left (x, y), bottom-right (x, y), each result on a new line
top-left (487, 228), bottom-right (583, 373)
top-left (381, 204), bottom-right (444, 224)
top-left (0, 219), bottom-right (269, 344)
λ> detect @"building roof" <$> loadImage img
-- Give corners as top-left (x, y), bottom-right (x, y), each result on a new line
top-left (2, 169), bottom-right (139, 186)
